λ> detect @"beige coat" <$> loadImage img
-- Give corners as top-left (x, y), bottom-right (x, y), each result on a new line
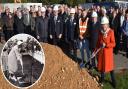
top-left (2, 51), bottom-right (8, 71)
top-left (8, 45), bottom-right (22, 74)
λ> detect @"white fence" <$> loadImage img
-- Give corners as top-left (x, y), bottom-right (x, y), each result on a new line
top-left (0, 3), bottom-right (42, 12)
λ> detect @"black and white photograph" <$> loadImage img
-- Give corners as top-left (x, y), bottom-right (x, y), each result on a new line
top-left (0, 34), bottom-right (45, 88)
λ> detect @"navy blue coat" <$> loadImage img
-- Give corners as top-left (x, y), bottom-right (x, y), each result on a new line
top-left (49, 16), bottom-right (63, 38)
top-left (14, 16), bottom-right (25, 34)
top-left (89, 21), bottom-right (100, 49)
top-left (36, 16), bottom-right (49, 40)
top-left (65, 17), bottom-right (79, 41)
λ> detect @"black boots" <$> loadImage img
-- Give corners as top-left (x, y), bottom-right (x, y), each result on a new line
top-left (99, 71), bottom-right (116, 88)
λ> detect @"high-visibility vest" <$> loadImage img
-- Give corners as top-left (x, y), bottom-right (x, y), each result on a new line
top-left (79, 18), bottom-right (89, 36)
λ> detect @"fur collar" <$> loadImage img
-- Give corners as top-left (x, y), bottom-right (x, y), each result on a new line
top-left (101, 28), bottom-right (110, 38)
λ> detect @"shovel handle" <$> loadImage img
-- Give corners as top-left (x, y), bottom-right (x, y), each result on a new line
top-left (85, 48), bottom-right (102, 66)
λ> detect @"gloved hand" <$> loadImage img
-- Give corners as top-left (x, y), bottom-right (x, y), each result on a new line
top-left (101, 43), bottom-right (106, 48)
top-left (37, 36), bottom-right (40, 39)
top-left (50, 35), bottom-right (53, 39)
top-left (59, 34), bottom-right (62, 39)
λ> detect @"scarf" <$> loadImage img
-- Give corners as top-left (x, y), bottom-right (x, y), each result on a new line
top-left (101, 28), bottom-right (110, 38)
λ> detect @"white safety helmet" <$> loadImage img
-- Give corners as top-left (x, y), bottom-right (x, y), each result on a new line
top-left (53, 6), bottom-right (59, 11)
top-left (101, 16), bottom-right (109, 24)
top-left (41, 7), bottom-right (46, 12)
top-left (103, 8), bottom-right (107, 14)
top-left (91, 11), bottom-right (98, 17)
top-left (35, 6), bottom-right (38, 11)
top-left (17, 41), bottom-right (23, 46)
top-left (26, 6), bottom-right (30, 11)
top-left (70, 8), bottom-right (75, 14)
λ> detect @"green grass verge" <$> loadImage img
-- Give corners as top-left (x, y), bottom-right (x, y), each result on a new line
top-left (103, 71), bottom-right (128, 89)
top-left (89, 69), bottom-right (128, 89)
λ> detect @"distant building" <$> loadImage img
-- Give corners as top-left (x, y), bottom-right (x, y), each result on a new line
top-left (114, 0), bottom-right (128, 8)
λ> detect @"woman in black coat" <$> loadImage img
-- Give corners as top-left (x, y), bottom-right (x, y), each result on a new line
top-left (3, 12), bottom-right (14, 41)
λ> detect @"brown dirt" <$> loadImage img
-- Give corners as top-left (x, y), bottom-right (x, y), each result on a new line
top-left (0, 43), bottom-right (100, 89)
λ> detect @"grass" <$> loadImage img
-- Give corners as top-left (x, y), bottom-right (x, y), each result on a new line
top-left (103, 71), bottom-right (128, 89)
top-left (90, 69), bottom-right (128, 89)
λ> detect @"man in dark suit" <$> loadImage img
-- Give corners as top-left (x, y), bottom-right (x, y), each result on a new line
top-left (59, 5), bottom-right (69, 45)
top-left (88, 11), bottom-right (100, 68)
top-left (49, 6), bottom-right (63, 45)
top-left (14, 11), bottom-right (25, 34)
top-left (36, 7), bottom-right (49, 42)
top-left (65, 8), bottom-right (79, 60)
top-left (109, 11), bottom-right (120, 54)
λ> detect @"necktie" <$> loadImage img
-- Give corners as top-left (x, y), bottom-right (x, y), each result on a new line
top-left (71, 18), bottom-right (73, 26)
top-left (54, 16), bottom-right (57, 24)
top-left (27, 14), bottom-right (29, 25)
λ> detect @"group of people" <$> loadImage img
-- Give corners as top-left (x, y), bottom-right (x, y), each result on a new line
top-left (0, 4), bottom-right (128, 88)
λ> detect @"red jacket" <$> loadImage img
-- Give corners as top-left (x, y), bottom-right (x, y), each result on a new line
top-left (96, 29), bottom-right (116, 73)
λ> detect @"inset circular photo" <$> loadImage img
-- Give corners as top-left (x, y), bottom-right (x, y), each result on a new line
top-left (0, 34), bottom-right (45, 88)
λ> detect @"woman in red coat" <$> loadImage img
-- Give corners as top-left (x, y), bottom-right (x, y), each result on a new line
top-left (96, 17), bottom-right (116, 88)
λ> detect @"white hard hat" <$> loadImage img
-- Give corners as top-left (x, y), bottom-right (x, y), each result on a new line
top-left (41, 7), bottom-right (46, 12)
top-left (5, 5), bottom-right (8, 8)
top-left (91, 11), bottom-right (98, 17)
top-left (17, 41), bottom-right (23, 45)
top-left (53, 6), bottom-right (58, 11)
top-left (26, 6), bottom-right (30, 11)
top-left (35, 6), bottom-right (38, 11)
top-left (78, 5), bottom-right (82, 10)
top-left (70, 8), bottom-right (75, 14)
top-left (101, 17), bottom-right (109, 24)
top-left (103, 8), bottom-right (107, 14)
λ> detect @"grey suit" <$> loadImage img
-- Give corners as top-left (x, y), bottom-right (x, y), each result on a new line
top-left (23, 13), bottom-right (32, 34)
top-left (36, 16), bottom-right (49, 42)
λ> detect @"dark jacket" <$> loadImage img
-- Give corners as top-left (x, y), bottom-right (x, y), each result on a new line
top-left (36, 16), bottom-right (49, 39)
top-left (59, 12), bottom-right (69, 39)
top-left (122, 20), bottom-right (128, 37)
top-left (109, 15), bottom-right (120, 34)
top-left (2, 14), bottom-right (8, 31)
top-left (5, 17), bottom-right (14, 31)
top-left (14, 16), bottom-right (25, 34)
top-left (46, 11), bottom-right (53, 19)
top-left (0, 17), bottom-right (3, 32)
top-left (65, 17), bottom-right (79, 41)
top-left (89, 21), bottom-right (100, 49)
top-left (30, 17), bottom-right (36, 31)
top-left (49, 15), bottom-right (63, 38)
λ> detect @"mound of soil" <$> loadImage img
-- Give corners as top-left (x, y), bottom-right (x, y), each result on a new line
top-left (0, 43), bottom-right (100, 89)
